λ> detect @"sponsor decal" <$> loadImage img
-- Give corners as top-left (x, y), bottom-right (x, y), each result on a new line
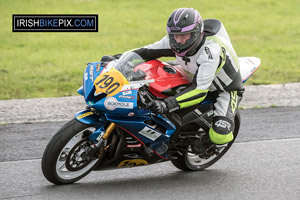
top-left (215, 120), bottom-right (231, 131)
top-left (247, 58), bottom-right (255, 65)
top-left (126, 141), bottom-right (139, 144)
top-left (207, 110), bottom-right (214, 117)
top-left (119, 95), bottom-right (135, 99)
top-left (230, 91), bottom-right (238, 114)
top-left (122, 91), bottom-right (132, 95)
top-left (205, 47), bottom-right (213, 60)
top-left (96, 63), bottom-right (101, 71)
top-left (171, 27), bottom-right (181, 31)
top-left (84, 72), bottom-right (88, 81)
top-left (89, 65), bottom-right (93, 82)
top-left (221, 47), bottom-right (226, 61)
top-left (138, 126), bottom-right (161, 141)
top-left (251, 66), bottom-right (257, 72)
top-left (87, 101), bottom-right (94, 105)
top-left (156, 143), bottom-right (168, 155)
top-left (126, 143), bottom-right (142, 148)
top-left (77, 111), bottom-right (93, 119)
top-left (125, 136), bottom-right (139, 144)
top-left (128, 112), bottom-right (135, 116)
top-left (104, 97), bottom-right (133, 110)
top-left (118, 159), bottom-right (148, 168)
top-left (126, 138), bottom-right (139, 144)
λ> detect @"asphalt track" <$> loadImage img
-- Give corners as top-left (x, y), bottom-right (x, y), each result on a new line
top-left (1, 106), bottom-right (300, 200)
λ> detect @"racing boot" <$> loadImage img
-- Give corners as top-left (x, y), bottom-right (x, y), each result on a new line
top-left (191, 135), bottom-right (215, 155)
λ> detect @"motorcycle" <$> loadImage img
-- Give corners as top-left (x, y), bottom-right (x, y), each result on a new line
top-left (41, 51), bottom-right (261, 185)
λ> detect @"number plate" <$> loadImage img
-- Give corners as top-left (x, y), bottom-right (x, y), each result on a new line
top-left (94, 68), bottom-right (129, 97)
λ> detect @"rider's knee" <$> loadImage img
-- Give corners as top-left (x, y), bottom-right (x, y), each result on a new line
top-left (209, 116), bottom-right (234, 145)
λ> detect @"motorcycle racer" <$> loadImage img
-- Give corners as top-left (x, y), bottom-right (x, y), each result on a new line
top-left (132, 8), bottom-right (244, 147)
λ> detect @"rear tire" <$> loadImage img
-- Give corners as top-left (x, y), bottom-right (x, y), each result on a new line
top-left (171, 111), bottom-right (240, 171)
top-left (41, 119), bottom-right (102, 184)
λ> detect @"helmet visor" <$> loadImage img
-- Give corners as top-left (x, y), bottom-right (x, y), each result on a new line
top-left (168, 31), bottom-right (198, 53)
top-left (170, 32), bottom-right (192, 45)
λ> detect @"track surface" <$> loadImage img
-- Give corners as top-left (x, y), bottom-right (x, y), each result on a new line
top-left (0, 107), bottom-right (300, 200)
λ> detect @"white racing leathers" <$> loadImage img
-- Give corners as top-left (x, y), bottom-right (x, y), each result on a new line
top-left (134, 22), bottom-right (243, 144)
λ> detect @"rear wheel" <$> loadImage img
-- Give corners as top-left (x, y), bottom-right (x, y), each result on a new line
top-left (41, 119), bottom-right (102, 184)
top-left (171, 111), bottom-right (240, 171)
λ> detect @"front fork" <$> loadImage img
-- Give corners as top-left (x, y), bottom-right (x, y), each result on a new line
top-left (87, 122), bottom-right (116, 160)
top-left (102, 122), bottom-right (116, 140)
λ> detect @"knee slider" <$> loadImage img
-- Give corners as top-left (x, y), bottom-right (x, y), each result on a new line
top-left (209, 116), bottom-right (234, 145)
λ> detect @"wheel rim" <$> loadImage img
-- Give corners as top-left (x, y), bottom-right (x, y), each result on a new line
top-left (55, 128), bottom-right (99, 180)
top-left (183, 113), bottom-right (239, 170)
top-left (186, 144), bottom-right (228, 167)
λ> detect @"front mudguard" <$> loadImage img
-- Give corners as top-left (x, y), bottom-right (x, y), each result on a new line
top-left (75, 110), bottom-right (108, 141)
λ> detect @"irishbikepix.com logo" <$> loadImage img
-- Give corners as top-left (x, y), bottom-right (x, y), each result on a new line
top-left (12, 15), bottom-right (98, 32)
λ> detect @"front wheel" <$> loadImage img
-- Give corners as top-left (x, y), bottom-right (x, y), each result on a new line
top-left (41, 119), bottom-right (102, 184)
top-left (171, 111), bottom-right (241, 171)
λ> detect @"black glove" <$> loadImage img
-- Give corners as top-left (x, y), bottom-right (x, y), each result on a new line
top-left (101, 55), bottom-right (115, 62)
top-left (150, 100), bottom-right (169, 115)
top-left (100, 54), bottom-right (122, 63)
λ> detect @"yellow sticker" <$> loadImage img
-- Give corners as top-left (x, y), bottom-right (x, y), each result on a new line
top-left (94, 68), bottom-right (129, 97)
top-left (77, 111), bottom-right (94, 119)
top-left (118, 159), bottom-right (148, 168)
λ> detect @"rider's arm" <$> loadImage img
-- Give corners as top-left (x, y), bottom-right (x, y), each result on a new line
top-left (165, 43), bottom-right (221, 110)
top-left (133, 35), bottom-right (175, 60)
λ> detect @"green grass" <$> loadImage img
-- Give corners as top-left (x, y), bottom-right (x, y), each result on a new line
top-left (0, 0), bottom-right (299, 99)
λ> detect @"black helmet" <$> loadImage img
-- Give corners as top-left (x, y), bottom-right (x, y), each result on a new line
top-left (167, 8), bottom-right (204, 57)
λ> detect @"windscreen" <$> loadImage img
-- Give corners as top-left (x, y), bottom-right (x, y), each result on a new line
top-left (113, 51), bottom-right (147, 82)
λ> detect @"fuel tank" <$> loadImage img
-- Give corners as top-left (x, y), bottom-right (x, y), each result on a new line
top-left (135, 60), bottom-right (189, 98)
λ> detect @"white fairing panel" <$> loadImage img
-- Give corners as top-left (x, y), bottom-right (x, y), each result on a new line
top-left (239, 57), bottom-right (261, 82)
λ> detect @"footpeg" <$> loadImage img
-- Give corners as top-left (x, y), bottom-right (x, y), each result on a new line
top-left (191, 139), bottom-right (206, 154)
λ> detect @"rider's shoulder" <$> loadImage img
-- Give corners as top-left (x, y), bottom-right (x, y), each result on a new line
top-left (202, 40), bottom-right (220, 53)
top-left (197, 42), bottom-right (221, 63)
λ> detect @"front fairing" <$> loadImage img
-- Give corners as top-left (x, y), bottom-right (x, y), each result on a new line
top-left (92, 83), bottom-right (145, 116)
top-left (82, 61), bottom-right (103, 105)
top-left (81, 52), bottom-right (152, 116)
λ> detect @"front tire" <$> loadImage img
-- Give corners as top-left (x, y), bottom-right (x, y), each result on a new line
top-left (171, 111), bottom-right (241, 171)
top-left (41, 119), bottom-right (102, 184)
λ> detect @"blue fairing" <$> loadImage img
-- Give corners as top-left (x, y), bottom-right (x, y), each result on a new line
top-left (76, 61), bottom-right (177, 158)
top-left (80, 61), bottom-right (150, 116)
top-left (77, 86), bottom-right (84, 96)
top-left (82, 62), bottom-right (104, 105)
top-left (105, 114), bottom-right (175, 157)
